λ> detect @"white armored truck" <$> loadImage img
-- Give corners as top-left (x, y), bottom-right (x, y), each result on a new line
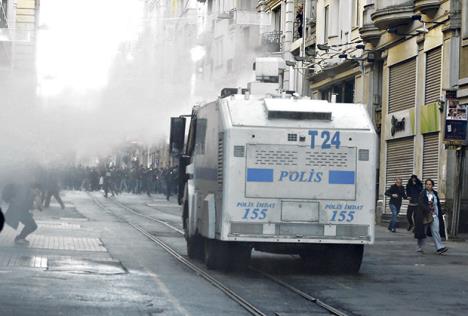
top-left (170, 58), bottom-right (378, 273)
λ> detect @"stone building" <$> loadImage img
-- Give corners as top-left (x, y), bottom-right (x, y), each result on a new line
top-left (257, 0), bottom-right (468, 234)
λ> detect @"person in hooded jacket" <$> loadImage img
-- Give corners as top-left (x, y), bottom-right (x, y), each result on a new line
top-left (414, 179), bottom-right (448, 254)
top-left (406, 175), bottom-right (423, 231)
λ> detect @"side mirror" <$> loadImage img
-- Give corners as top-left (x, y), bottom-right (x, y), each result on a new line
top-left (169, 117), bottom-right (187, 157)
top-left (0, 208), bottom-right (4, 233)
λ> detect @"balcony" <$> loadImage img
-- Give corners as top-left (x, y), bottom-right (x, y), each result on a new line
top-left (371, 0), bottom-right (415, 30)
top-left (261, 30), bottom-right (282, 53)
top-left (414, 0), bottom-right (440, 15)
top-left (359, 3), bottom-right (381, 45)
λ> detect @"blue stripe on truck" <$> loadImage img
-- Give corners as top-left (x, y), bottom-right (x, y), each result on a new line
top-left (247, 168), bottom-right (274, 182)
top-left (329, 170), bottom-right (355, 185)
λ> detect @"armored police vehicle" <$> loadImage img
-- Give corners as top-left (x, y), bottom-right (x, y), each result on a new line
top-left (170, 58), bottom-right (378, 273)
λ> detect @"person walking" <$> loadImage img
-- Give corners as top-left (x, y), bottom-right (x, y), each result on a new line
top-left (103, 167), bottom-right (116, 198)
top-left (406, 175), bottom-right (423, 231)
top-left (2, 182), bottom-right (40, 245)
top-left (142, 167), bottom-right (153, 197)
top-left (43, 168), bottom-right (65, 209)
top-left (414, 179), bottom-right (448, 254)
top-left (163, 167), bottom-right (174, 201)
top-left (385, 178), bottom-right (407, 232)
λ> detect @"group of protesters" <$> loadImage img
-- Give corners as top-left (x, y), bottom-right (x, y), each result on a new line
top-left (59, 164), bottom-right (179, 200)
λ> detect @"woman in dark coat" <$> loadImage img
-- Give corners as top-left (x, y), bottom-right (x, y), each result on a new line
top-left (406, 175), bottom-right (423, 231)
top-left (414, 179), bottom-right (447, 254)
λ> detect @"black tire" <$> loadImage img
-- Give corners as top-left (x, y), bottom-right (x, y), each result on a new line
top-left (299, 246), bottom-right (328, 273)
top-left (204, 239), bottom-right (229, 270)
top-left (186, 234), bottom-right (204, 260)
top-left (229, 243), bottom-right (252, 270)
top-left (325, 244), bottom-right (364, 274)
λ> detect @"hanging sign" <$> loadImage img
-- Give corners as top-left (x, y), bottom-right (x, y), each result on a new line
top-left (444, 91), bottom-right (468, 144)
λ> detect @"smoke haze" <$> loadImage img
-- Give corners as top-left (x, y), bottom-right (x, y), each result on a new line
top-left (0, 0), bottom-right (258, 177)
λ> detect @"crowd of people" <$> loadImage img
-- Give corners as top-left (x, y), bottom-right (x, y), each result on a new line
top-left (385, 175), bottom-right (448, 255)
top-left (59, 165), bottom-right (179, 200)
top-left (0, 164), bottom-right (179, 245)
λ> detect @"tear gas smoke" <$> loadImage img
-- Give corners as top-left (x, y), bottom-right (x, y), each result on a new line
top-left (0, 0), bottom-right (258, 182)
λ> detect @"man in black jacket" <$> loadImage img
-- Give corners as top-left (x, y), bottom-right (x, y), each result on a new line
top-left (385, 178), bottom-right (407, 232)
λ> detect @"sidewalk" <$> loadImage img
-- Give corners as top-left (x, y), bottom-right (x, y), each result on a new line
top-left (0, 193), bottom-right (172, 316)
top-left (369, 224), bottom-right (468, 268)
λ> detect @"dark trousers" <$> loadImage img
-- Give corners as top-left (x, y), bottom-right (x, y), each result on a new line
top-left (44, 190), bottom-right (65, 209)
top-left (165, 182), bottom-right (171, 200)
top-left (17, 212), bottom-right (38, 240)
top-left (103, 183), bottom-right (116, 198)
top-left (407, 205), bottom-right (417, 227)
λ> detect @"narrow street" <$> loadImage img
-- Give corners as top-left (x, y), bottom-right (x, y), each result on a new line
top-left (1, 191), bottom-right (467, 316)
top-left (1, 1), bottom-right (468, 315)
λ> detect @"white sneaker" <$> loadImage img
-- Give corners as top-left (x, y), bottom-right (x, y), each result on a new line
top-left (416, 248), bottom-right (424, 253)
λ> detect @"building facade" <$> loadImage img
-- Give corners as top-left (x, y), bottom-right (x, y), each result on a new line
top-left (257, 0), bottom-right (467, 234)
top-left (194, 0), bottom-right (261, 98)
top-left (362, 0), bottom-right (464, 233)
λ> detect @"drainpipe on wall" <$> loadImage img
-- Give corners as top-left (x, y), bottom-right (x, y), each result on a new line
top-left (451, 148), bottom-right (466, 237)
top-left (283, 0), bottom-right (295, 91)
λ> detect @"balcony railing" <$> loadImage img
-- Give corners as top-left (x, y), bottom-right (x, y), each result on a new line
top-left (293, 21), bottom-right (302, 41)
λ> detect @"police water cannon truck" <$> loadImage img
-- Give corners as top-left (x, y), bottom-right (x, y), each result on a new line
top-left (169, 57), bottom-right (377, 273)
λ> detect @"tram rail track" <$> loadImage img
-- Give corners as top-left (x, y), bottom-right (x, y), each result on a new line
top-left (91, 193), bottom-right (350, 316)
top-left (90, 193), bottom-right (266, 316)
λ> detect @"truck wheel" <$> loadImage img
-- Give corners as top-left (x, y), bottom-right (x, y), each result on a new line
top-left (299, 246), bottom-right (328, 273)
top-left (186, 234), bottom-right (204, 260)
top-left (229, 243), bottom-right (252, 270)
top-left (204, 239), bottom-right (229, 270)
top-left (326, 244), bottom-right (364, 274)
